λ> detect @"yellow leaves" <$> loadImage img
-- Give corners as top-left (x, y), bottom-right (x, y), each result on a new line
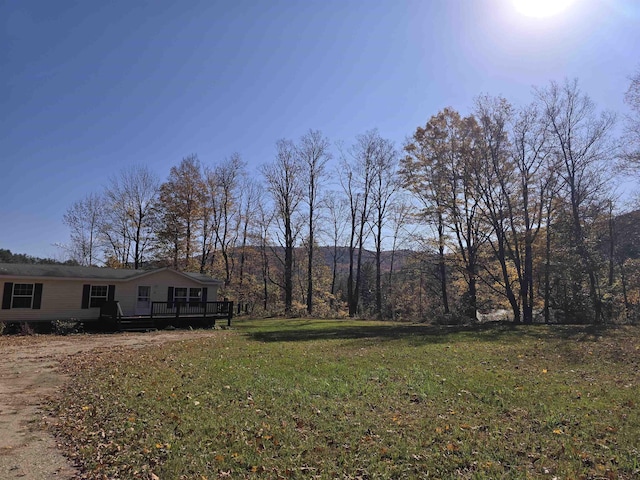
top-left (553, 428), bottom-right (563, 435)
top-left (81, 405), bottom-right (90, 411)
top-left (435, 425), bottom-right (451, 434)
top-left (214, 454), bottom-right (225, 463)
top-left (445, 442), bottom-right (460, 453)
top-left (542, 369), bottom-right (548, 374)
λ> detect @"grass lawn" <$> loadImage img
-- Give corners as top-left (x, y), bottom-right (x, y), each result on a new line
top-left (48, 319), bottom-right (640, 479)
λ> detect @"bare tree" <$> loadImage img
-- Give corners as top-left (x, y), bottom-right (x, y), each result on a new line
top-left (537, 79), bottom-right (617, 323)
top-left (297, 129), bottom-right (331, 314)
top-left (262, 140), bottom-right (304, 315)
top-left (62, 193), bottom-right (104, 266)
top-left (509, 102), bottom-right (556, 323)
top-left (207, 154), bottom-right (245, 282)
top-left (474, 96), bottom-right (521, 322)
top-left (369, 137), bottom-right (399, 317)
top-left (100, 194), bottom-right (132, 267)
top-left (104, 165), bottom-right (159, 269)
top-left (323, 193), bottom-right (349, 309)
top-left (255, 195), bottom-right (275, 311)
top-left (623, 69), bottom-right (640, 168)
top-left (340, 130), bottom-right (381, 317)
top-left (238, 179), bottom-right (261, 288)
top-left (387, 195), bottom-right (414, 284)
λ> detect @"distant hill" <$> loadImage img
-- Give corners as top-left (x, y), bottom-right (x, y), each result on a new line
top-left (315, 246), bottom-right (415, 275)
top-left (0, 248), bottom-right (78, 266)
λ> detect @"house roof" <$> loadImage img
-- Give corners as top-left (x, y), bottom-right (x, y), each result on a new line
top-left (0, 263), bottom-right (223, 285)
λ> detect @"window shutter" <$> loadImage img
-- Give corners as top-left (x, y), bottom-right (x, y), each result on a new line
top-left (81, 284), bottom-right (91, 309)
top-left (2, 282), bottom-right (13, 310)
top-left (107, 285), bottom-right (115, 302)
top-left (32, 283), bottom-right (43, 309)
top-left (202, 287), bottom-right (208, 303)
top-left (167, 287), bottom-right (174, 308)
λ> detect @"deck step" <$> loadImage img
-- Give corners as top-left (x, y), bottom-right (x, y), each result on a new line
top-left (117, 318), bottom-right (157, 332)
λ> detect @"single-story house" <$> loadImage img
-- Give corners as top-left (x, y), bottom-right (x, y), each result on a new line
top-left (0, 263), bottom-right (224, 324)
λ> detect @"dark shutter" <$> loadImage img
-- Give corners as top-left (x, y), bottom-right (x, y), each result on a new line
top-left (32, 283), bottom-right (43, 309)
top-left (81, 284), bottom-right (91, 309)
top-left (2, 282), bottom-right (13, 310)
top-left (202, 287), bottom-right (208, 303)
top-left (167, 287), bottom-right (174, 308)
top-left (107, 285), bottom-right (115, 301)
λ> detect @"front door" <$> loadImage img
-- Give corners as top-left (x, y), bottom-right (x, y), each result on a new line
top-left (136, 286), bottom-right (151, 315)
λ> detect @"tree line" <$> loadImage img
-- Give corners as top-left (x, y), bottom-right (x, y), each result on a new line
top-left (61, 77), bottom-right (640, 324)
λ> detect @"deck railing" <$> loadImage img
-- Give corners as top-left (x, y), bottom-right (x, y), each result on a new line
top-left (150, 301), bottom-right (233, 326)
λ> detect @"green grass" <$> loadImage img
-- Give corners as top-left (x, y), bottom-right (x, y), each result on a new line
top-left (48, 319), bottom-right (640, 479)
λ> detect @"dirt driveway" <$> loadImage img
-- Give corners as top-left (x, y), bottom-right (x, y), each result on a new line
top-left (0, 330), bottom-right (221, 479)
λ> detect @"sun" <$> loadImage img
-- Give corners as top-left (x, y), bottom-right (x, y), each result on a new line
top-left (511, 0), bottom-right (576, 18)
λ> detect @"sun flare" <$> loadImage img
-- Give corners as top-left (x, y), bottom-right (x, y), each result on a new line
top-left (511, 0), bottom-right (576, 18)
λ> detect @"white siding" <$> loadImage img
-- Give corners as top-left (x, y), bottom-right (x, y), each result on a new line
top-left (1, 270), bottom-right (220, 322)
top-left (114, 270), bottom-right (219, 316)
top-left (1, 278), bottom-right (101, 322)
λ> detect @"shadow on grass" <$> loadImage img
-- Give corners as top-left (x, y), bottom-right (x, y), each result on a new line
top-left (242, 319), bottom-right (620, 345)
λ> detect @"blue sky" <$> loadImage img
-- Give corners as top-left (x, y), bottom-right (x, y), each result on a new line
top-left (1, 0), bottom-right (639, 259)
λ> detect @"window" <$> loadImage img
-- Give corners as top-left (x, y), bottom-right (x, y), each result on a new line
top-left (172, 287), bottom-right (202, 305)
top-left (90, 285), bottom-right (108, 308)
top-left (137, 286), bottom-right (151, 303)
top-left (12, 283), bottom-right (34, 309)
top-left (81, 284), bottom-right (114, 309)
top-left (2, 282), bottom-right (42, 310)
top-left (189, 288), bottom-right (202, 304)
top-left (174, 287), bottom-right (188, 304)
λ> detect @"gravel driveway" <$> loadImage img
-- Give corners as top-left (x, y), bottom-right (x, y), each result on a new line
top-left (0, 330), bottom-right (220, 479)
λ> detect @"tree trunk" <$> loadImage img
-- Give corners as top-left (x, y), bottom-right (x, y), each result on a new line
top-left (307, 211), bottom-right (314, 314)
top-left (284, 217), bottom-right (293, 315)
top-left (375, 239), bottom-right (382, 318)
top-left (522, 237), bottom-right (534, 324)
top-left (347, 218), bottom-right (357, 317)
top-left (437, 213), bottom-right (450, 314)
top-left (544, 212), bottom-right (552, 324)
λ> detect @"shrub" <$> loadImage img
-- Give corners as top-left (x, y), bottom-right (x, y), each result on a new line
top-left (19, 322), bottom-right (35, 336)
top-left (53, 319), bottom-right (83, 335)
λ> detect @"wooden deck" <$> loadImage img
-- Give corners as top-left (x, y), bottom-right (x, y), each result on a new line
top-left (102, 301), bottom-right (234, 331)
